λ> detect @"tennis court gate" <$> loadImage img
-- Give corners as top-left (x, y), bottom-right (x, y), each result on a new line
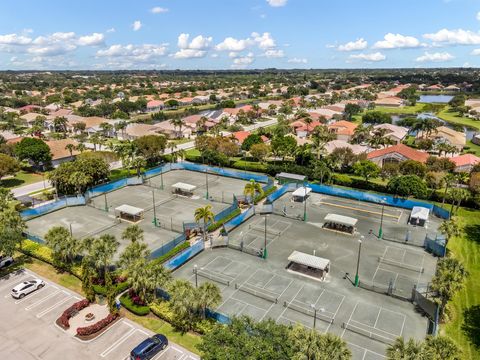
top-left (412, 284), bottom-right (439, 335)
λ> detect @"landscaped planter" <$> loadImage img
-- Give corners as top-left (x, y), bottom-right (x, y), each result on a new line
top-left (76, 313), bottom-right (120, 341)
top-left (56, 299), bottom-right (90, 330)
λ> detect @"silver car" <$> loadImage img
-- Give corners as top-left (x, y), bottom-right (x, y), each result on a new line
top-left (11, 279), bottom-right (45, 299)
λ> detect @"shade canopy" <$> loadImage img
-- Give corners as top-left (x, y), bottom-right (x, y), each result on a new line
top-left (288, 250), bottom-right (330, 270)
top-left (171, 182), bottom-right (197, 192)
top-left (114, 204), bottom-right (144, 216)
top-left (324, 213), bottom-right (358, 227)
top-left (410, 206), bottom-right (430, 221)
top-left (292, 186), bottom-right (312, 197)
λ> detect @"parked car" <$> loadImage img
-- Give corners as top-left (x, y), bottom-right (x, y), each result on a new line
top-left (0, 256), bottom-right (14, 269)
top-left (11, 279), bottom-right (45, 299)
top-left (130, 334), bottom-right (168, 360)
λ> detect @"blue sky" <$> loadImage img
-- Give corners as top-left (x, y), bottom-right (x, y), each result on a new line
top-left (1, 0), bottom-right (480, 70)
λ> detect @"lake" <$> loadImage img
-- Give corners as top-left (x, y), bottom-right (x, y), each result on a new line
top-left (419, 95), bottom-right (454, 103)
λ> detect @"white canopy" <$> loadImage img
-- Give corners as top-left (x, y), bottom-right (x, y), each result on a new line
top-left (324, 213), bottom-right (358, 227)
top-left (288, 250), bottom-right (330, 270)
top-left (115, 204), bottom-right (144, 216)
top-left (292, 186), bottom-right (312, 198)
top-left (172, 182), bottom-right (197, 192)
top-left (410, 206), bottom-right (430, 221)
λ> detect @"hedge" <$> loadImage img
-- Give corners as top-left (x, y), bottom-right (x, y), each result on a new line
top-left (120, 293), bottom-right (150, 316)
top-left (254, 186), bottom-right (277, 203)
top-left (151, 241), bottom-right (190, 265)
top-left (93, 281), bottom-right (130, 296)
top-left (207, 208), bottom-right (241, 232)
top-left (230, 160), bottom-right (268, 173)
top-left (57, 299), bottom-right (90, 329)
top-left (77, 313), bottom-right (118, 337)
top-left (150, 301), bottom-right (215, 334)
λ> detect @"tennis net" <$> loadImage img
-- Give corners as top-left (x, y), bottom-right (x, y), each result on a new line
top-left (145, 195), bottom-right (177, 212)
top-left (342, 322), bottom-right (396, 345)
top-left (195, 268), bottom-right (231, 286)
top-left (283, 300), bottom-right (334, 324)
top-left (235, 283), bottom-right (278, 303)
top-left (248, 224), bottom-right (283, 237)
top-left (378, 257), bottom-right (424, 273)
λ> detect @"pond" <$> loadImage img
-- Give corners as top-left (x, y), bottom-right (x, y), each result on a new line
top-left (392, 113), bottom-right (477, 141)
top-left (419, 95), bottom-right (454, 103)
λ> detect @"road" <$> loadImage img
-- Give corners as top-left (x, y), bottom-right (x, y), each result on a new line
top-left (12, 179), bottom-right (52, 198)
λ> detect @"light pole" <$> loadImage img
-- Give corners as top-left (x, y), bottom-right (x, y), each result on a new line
top-left (354, 236), bottom-right (364, 287)
top-left (152, 190), bottom-right (158, 227)
top-left (263, 214), bottom-right (268, 259)
top-left (194, 265), bottom-right (198, 288)
top-left (104, 193), bottom-right (108, 212)
top-left (69, 223), bottom-right (73, 237)
top-left (205, 169), bottom-right (209, 200)
top-left (379, 198), bottom-right (386, 239)
top-left (160, 168), bottom-right (164, 190)
top-left (311, 304), bottom-right (317, 329)
top-left (303, 187), bottom-right (308, 222)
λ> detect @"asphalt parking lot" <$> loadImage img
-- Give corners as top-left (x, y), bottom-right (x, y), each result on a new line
top-left (0, 269), bottom-right (199, 360)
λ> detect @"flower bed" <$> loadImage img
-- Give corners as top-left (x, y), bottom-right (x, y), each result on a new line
top-left (56, 299), bottom-right (90, 329)
top-left (76, 313), bottom-right (119, 339)
top-left (120, 290), bottom-right (150, 316)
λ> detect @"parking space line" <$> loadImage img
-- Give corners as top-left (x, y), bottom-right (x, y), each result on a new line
top-left (24, 290), bottom-right (62, 310)
top-left (36, 294), bottom-right (74, 318)
top-left (14, 284), bottom-right (58, 304)
top-left (100, 328), bottom-right (136, 357)
top-left (154, 346), bottom-right (183, 359)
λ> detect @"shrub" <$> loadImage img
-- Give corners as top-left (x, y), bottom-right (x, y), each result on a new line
top-left (207, 208), bottom-right (241, 232)
top-left (230, 160), bottom-right (267, 173)
top-left (120, 293), bottom-right (150, 316)
top-left (58, 299), bottom-right (90, 329)
top-left (76, 313), bottom-right (118, 336)
top-left (254, 186), bottom-right (277, 203)
top-left (93, 281), bottom-right (129, 296)
top-left (150, 241), bottom-right (190, 265)
top-left (331, 173), bottom-right (353, 186)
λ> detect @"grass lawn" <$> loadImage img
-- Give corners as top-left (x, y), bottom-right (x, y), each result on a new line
top-left (0, 171), bottom-right (45, 189)
top-left (443, 207), bottom-right (480, 360)
top-left (170, 138), bottom-right (193, 145)
top-left (373, 103), bottom-right (425, 115)
top-left (437, 107), bottom-right (480, 130)
top-left (464, 140), bottom-right (480, 156)
top-left (121, 311), bottom-right (202, 355)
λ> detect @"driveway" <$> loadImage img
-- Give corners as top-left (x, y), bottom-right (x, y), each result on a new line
top-left (0, 269), bottom-right (199, 360)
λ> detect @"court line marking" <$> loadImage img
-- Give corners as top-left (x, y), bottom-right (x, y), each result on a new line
top-left (216, 267), bottom-right (260, 309)
top-left (276, 284), bottom-right (304, 323)
top-left (231, 296), bottom-right (268, 313)
top-left (347, 342), bottom-right (387, 360)
top-left (341, 301), bottom-right (359, 338)
top-left (332, 293), bottom-right (346, 320)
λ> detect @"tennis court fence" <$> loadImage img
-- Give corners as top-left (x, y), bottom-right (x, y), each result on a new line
top-left (235, 282), bottom-right (279, 303)
top-left (283, 300), bottom-right (334, 324)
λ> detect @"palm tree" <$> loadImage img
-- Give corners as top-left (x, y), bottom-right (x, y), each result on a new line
top-left (99, 122), bottom-right (114, 138)
top-left (196, 282), bottom-right (221, 319)
top-left (131, 156), bottom-right (146, 177)
top-left (69, 171), bottom-right (92, 195)
top-left (89, 234), bottom-right (119, 280)
top-left (65, 143), bottom-right (76, 157)
top-left (121, 224), bottom-right (144, 243)
top-left (386, 337), bottom-right (423, 360)
top-left (119, 242), bottom-right (150, 277)
top-left (177, 149), bottom-right (186, 162)
top-left (448, 188), bottom-right (468, 214)
top-left (352, 124), bottom-right (372, 144)
top-left (75, 143), bottom-right (86, 153)
top-left (311, 125), bottom-right (335, 159)
top-left (114, 120), bottom-right (128, 139)
top-left (243, 179), bottom-right (263, 205)
top-left (90, 132), bottom-right (102, 151)
top-left (439, 217), bottom-right (460, 243)
top-left (81, 257), bottom-right (96, 302)
top-left (44, 226), bottom-right (79, 266)
top-left (169, 117), bottom-right (185, 138)
top-left (441, 173), bottom-right (456, 205)
top-left (421, 335), bottom-right (461, 359)
top-left (194, 205), bottom-right (215, 243)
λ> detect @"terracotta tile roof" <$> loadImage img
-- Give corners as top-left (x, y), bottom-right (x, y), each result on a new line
top-left (232, 131), bottom-right (268, 144)
top-left (450, 154), bottom-right (480, 167)
top-left (146, 100), bottom-right (164, 108)
top-left (367, 144), bottom-right (429, 163)
top-left (45, 139), bottom-right (80, 160)
top-left (328, 120), bottom-right (358, 136)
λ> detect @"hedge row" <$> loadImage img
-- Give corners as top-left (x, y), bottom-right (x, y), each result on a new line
top-left (77, 313), bottom-right (118, 337)
top-left (254, 186), bottom-right (277, 203)
top-left (207, 208), bottom-right (241, 232)
top-left (120, 293), bottom-right (150, 316)
top-left (93, 281), bottom-right (130, 296)
top-left (151, 241), bottom-right (190, 265)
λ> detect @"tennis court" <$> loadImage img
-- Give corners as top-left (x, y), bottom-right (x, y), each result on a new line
top-left (146, 169), bottom-right (251, 204)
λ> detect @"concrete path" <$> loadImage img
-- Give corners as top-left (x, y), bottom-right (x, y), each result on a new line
top-left (12, 179), bottom-right (52, 198)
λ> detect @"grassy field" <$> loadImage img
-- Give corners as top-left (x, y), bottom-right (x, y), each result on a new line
top-left (373, 103), bottom-right (425, 115)
top-left (437, 107), bottom-right (480, 130)
top-left (0, 171), bottom-right (45, 189)
top-left (443, 207), bottom-right (480, 360)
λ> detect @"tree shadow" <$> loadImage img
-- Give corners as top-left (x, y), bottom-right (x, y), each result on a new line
top-left (0, 178), bottom-right (25, 188)
top-left (462, 305), bottom-right (480, 349)
top-left (463, 224), bottom-right (480, 246)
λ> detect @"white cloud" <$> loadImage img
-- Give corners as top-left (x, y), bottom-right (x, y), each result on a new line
top-left (415, 51), bottom-right (454, 62)
top-left (151, 7), bottom-right (168, 14)
top-left (337, 38), bottom-right (367, 52)
top-left (173, 49), bottom-right (207, 59)
top-left (96, 44), bottom-right (168, 61)
top-left (0, 33), bottom-right (32, 45)
top-left (477, 12), bottom-right (480, 21)
top-left (373, 33), bottom-right (421, 49)
top-left (216, 37), bottom-right (252, 52)
top-left (423, 28), bottom-right (480, 45)
top-left (106, 28), bottom-right (116, 33)
top-left (78, 33), bottom-right (105, 46)
top-left (229, 52), bottom-right (239, 58)
top-left (251, 32), bottom-right (276, 49)
top-left (177, 33), bottom-right (212, 50)
top-left (264, 49), bottom-right (284, 58)
top-left (132, 20), bottom-right (142, 31)
top-left (266, 0), bottom-right (287, 7)
top-left (349, 52), bottom-right (386, 62)
top-left (210, 53), bottom-right (219, 58)
top-left (472, 49), bottom-right (480, 55)
top-left (287, 57), bottom-right (307, 64)
top-left (232, 53), bottom-right (255, 68)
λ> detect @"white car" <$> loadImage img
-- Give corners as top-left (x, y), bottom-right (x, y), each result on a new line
top-left (0, 256), bottom-right (14, 269)
top-left (11, 279), bottom-right (45, 299)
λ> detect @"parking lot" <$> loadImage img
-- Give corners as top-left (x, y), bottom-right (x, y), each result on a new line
top-left (0, 269), bottom-right (199, 360)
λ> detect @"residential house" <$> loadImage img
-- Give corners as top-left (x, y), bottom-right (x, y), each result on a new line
top-left (155, 120), bottom-right (192, 139)
top-left (46, 139), bottom-right (80, 167)
top-left (374, 96), bottom-right (404, 107)
top-left (18, 105), bottom-right (43, 113)
top-left (324, 140), bottom-right (368, 155)
top-left (416, 126), bottom-right (466, 152)
top-left (290, 119), bottom-right (323, 138)
top-left (444, 85), bottom-right (460, 92)
top-left (146, 100), bottom-right (164, 112)
top-left (449, 154), bottom-right (480, 172)
top-left (231, 130), bottom-right (269, 146)
top-left (425, 84), bottom-right (443, 91)
top-left (367, 144), bottom-right (429, 167)
top-left (122, 123), bottom-right (163, 140)
top-left (0, 130), bottom-right (22, 144)
top-left (373, 124), bottom-right (408, 144)
top-left (328, 120), bottom-right (358, 142)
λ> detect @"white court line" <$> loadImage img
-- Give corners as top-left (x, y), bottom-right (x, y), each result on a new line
top-left (15, 284), bottom-right (58, 304)
top-left (217, 267), bottom-right (259, 309)
top-left (262, 273), bottom-right (276, 289)
top-left (218, 259), bottom-right (234, 273)
top-left (349, 318), bottom-right (400, 339)
top-left (416, 254), bottom-right (426, 285)
top-left (373, 307), bottom-right (382, 329)
top-left (341, 301), bottom-right (359, 338)
top-left (312, 288), bottom-right (326, 308)
top-left (275, 284), bottom-right (304, 323)
top-left (37, 295), bottom-right (76, 318)
top-left (24, 290), bottom-right (62, 310)
top-left (100, 328), bottom-right (136, 357)
top-left (372, 247), bottom-right (388, 282)
top-left (401, 248), bottom-right (407, 263)
top-left (276, 278), bottom-right (294, 300)
top-left (332, 294), bottom-right (346, 320)
top-left (399, 313), bottom-right (407, 337)
top-left (348, 342), bottom-right (386, 360)
top-left (220, 261), bottom-right (244, 283)
top-left (258, 301), bottom-right (276, 322)
top-left (231, 296), bottom-right (265, 313)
